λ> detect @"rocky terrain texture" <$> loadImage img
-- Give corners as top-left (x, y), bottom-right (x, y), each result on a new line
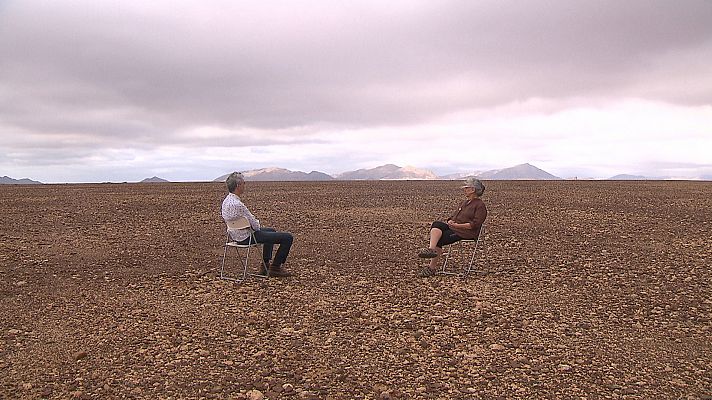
top-left (1, 181), bottom-right (710, 399)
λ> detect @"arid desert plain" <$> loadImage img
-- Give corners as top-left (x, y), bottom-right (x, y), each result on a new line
top-left (1, 180), bottom-right (710, 399)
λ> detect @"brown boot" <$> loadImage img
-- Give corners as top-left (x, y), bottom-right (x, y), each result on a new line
top-left (257, 261), bottom-right (269, 276)
top-left (268, 265), bottom-right (292, 277)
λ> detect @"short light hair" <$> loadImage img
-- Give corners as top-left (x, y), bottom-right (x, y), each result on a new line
top-left (463, 177), bottom-right (485, 197)
top-left (226, 172), bottom-right (244, 193)
top-left (473, 179), bottom-right (485, 197)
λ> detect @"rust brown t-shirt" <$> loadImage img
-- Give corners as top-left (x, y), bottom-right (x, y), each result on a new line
top-left (449, 197), bottom-right (487, 239)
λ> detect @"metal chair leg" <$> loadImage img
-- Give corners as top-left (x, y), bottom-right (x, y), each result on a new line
top-left (440, 238), bottom-right (485, 277)
top-left (220, 240), bottom-right (229, 280)
top-left (463, 241), bottom-right (479, 276)
top-left (221, 246), bottom-right (246, 283)
top-left (221, 224), bottom-right (267, 284)
top-left (465, 227), bottom-right (486, 276)
top-left (440, 241), bottom-right (458, 275)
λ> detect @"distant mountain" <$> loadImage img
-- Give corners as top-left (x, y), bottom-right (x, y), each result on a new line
top-left (213, 163), bottom-right (559, 182)
top-left (607, 174), bottom-right (650, 180)
top-left (439, 164), bottom-right (558, 180)
top-left (479, 163), bottom-right (560, 180)
top-left (140, 176), bottom-right (170, 183)
top-left (337, 164), bottom-right (438, 180)
top-left (215, 167), bottom-right (334, 182)
top-left (441, 163), bottom-right (559, 180)
top-left (0, 176), bottom-right (42, 184)
top-left (439, 171), bottom-right (483, 180)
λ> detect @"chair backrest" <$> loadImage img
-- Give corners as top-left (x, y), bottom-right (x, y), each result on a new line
top-left (225, 216), bottom-right (252, 231)
top-left (462, 223), bottom-right (485, 243)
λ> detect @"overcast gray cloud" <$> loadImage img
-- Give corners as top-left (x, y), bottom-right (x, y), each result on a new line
top-left (1, 0), bottom-right (711, 182)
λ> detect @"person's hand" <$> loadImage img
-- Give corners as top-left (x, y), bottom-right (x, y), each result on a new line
top-left (447, 220), bottom-right (456, 228)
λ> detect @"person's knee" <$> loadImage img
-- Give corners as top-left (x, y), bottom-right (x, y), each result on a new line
top-left (431, 221), bottom-right (447, 231)
top-left (283, 232), bottom-right (293, 245)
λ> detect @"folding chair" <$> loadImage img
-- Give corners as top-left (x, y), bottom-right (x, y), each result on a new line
top-left (439, 224), bottom-right (486, 277)
top-left (220, 217), bottom-right (268, 283)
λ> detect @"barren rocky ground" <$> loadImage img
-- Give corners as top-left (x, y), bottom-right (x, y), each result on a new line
top-left (1, 180), bottom-right (710, 399)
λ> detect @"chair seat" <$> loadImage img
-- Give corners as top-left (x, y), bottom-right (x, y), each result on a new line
top-left (221, 216), bottom-right (266, 283)
top-left (226, 241), bottom-right (261, 248)
top-left (440, 224), bottom-right (486, 277)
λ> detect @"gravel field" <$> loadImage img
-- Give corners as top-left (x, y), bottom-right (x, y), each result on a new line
top-left (1, 180), bottom-right (710, 399)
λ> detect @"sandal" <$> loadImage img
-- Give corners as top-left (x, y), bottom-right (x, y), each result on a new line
top-left (418, 248), bottom-right (438, 258)
top-left (419, 267), bottom-right (437, 277)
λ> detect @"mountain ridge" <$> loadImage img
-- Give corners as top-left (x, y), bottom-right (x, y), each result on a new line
top-left (476, 163), bottom-right (561, 180)
top-left (607, 174), bottom-right (652, 180)
top-left (214, 163), bottom-right (561, 181)
top-left (215, 168), bottom-right (334, 182)
top-left (0, 175), bottom-right (43, 184)
top-left (140, 176), bottom-right (171, 183)
top-left (336, 164), bottom-right (438, 180)
top-left (11, 164), bottom-right (708, 183)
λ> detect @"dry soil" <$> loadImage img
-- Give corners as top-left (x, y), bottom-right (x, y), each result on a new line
top-left (0, 181), bottom-right (710, 399)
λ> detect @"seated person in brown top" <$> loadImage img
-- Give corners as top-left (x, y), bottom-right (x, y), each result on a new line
top-left (418, 177), bottom-right (487, 277)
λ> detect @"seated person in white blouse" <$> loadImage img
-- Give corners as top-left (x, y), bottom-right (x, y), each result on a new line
top-left (221, 172), bottom-right (293, 277)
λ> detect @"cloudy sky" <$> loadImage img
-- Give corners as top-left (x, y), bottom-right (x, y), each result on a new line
top-left (1, 0), bottom-right (711, 182)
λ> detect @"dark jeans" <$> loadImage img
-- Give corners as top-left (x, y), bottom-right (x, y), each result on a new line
top-left (239, 227), bottom-right (293, 267)
top-left (431, 221), bottom-right (463, 248)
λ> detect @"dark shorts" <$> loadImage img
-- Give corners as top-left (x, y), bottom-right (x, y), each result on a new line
top-left (431, 221), bottom-right (463, 248)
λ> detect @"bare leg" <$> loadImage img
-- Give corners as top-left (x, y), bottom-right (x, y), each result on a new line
top-left (429, 248), bottom-right (443, 269)
top-left (428, 227), bottom-right (443, 249)
top-left (428, 228), bottom-right (444, 270)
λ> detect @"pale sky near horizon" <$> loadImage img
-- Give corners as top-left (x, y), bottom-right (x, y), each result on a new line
top-left (1, 0), bottom-right (711, 183)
